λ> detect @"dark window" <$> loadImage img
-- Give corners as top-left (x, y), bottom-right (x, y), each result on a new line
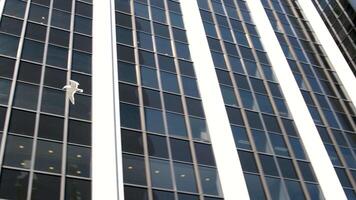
top-left (53, 0), bottom-right (72, 11)
top-left (135, 17), bottom-right (150, 33)
top-left (259, 154), bottom-right (279, 176)
top-left (199, 166), bottom-right (222, 196)
top-left (46, 45), bottom-right (69, 68)
top-left (44, 67), bottom-right (67, 88)
top-left (141, 67), bottom-right (158, 88)
top-left (0, 16), bottom-right (23, 35)
top-left (234, 74), bottom-right (250, 90)
top-left (65, 178), bottom-right (91, 200)
top-left (3, 0), bottom-right (27, 18)
top-left (231, 125), bottom-right (251, 150)
top-left (149, 159), bottom-right (173, 189)
top-left (179, 60), bottom-right (195, 77)
top-left (122, 129), bottom-right (143, 154)
top-left (51, 9), bottom-right (71, 30)
top-left (246, 111), bottom-right (264, 130)
top-left (142, 88), bottom-right (161, 109)
top-left (123, 154), bottom-right (146, 185)
top-left (38, 114), bottom-right (64, 141)
top-left (0, 169), bottom-right (29, 200)
top-left (152, 190), bottom-right (174, 200)
top-left (31, 174), bottom-right (60, 200)
top-left (226, 107), bottom-right (244, 126)
top-left (172, 28), bottom-right (187, 42)
top-left (166, 112), bottom-right (187, 137)
top-left (335, 168), bottom-right (352, 187)
top-left (49, 28), bottom-right (70, 47)
top-left (28, 4), bottom-right (49, 24)
top-left (75, 15), bottom-right (92, 35)
top-left (118, 61), bottom-right (136, 83)
top-left (158, 55), bottom-right (175, 73)
top-left (9, 109), bottom-right (36, 136)
top-left (269, 133), bottom-right (289, 156)
top-left (256, 94), bottom-right (274, 114)
top-left (265, 177), bottom-right (288, 200)
top-left (289, 137), bottom-right (306, 160)
top-left (0, 79), bottom-right (11, 105)
top-left (154, 23), bottom-right (170, 38)
top-left (285, 180), bottom-right (305, 200)
top-left (137, 32), bottom-right (152, 50)
top-left (164, 93), bottom-right (183, 113)
top-left (71, 73), bottom-right (91, 95)
top-left (147, 134), bottom-right (168, 158)
top-left (119, 83), bottom-right (139, 104)
top-left (35, 140), bottom-right (62, 173)
top-left (216, 69), bottom-right (232, 86)
top-left (238, 150), bottom-right (258, 173)
top-left (195, 143), bottom-right (215, 166)
top-left (68, 119), bottom-right (91, 146)
top-left (178, 193), bottom-right (199, 200)
top-left (124, 186), bottom-right (148, 200)
top-left (244, 174), bottom-right (266, 200)
top-left (3, 135), bottom-right (32, 169)
top-left (69, 94), bottom-right (91, 120)
top-left (75, 2), bottom-right (92, 18)
top-left (155, 37), bottom-right (172, 55)
top-left (298, 161), bottom-right (316, 182)
top-left (0, 33), bottom-right (19, 57)
top-left (134, 2), bottom-right (149, 18)
top-left (174, 162), bottom-right (197, 193)
top-left (182, 77), bottom-right (200, 98)
top-left (161, 71), bottom-right (179, 93)
top-left (186, 98), bottom-right (205, 118)
top-left (139, 50), bottom-right (155, 67)
top-left (277, 158), bottom-right (298, 179)
top-left (120, 103), bottom-right (141, 130)
top-left (115, 0), bottom-right (131, 13)
top-left (41, 87), bottom-right (65, 115)
top-left (67, 145), bottom-right (91, 177)
top-left (151, 7), bottom-right (166, 24)
top-left (73, 34), bottom-right (92, 52)
top-left (117, 26), bottom-right (133, 46)
top-left (72, 51), bottom-right (92, 74)
top-left (144, 108), bottom-right (165, 134)
top-left (170, 138), bottom-right (192, 162)
top-left (252, 129), bottom-right (273, 153)
top-left (0, 56), bottom-right (15, 78)
top-left (262, 114), bottom-right (281, 133)
top-left (21, 39), bottom-right (44, 63)
top-left (17, 61), bottom-right (42, 84)
top-left (116, 12), bottom-right (132, 28)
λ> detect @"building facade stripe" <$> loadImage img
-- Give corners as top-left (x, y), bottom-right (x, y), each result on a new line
top-left (297, 0), bottom-right (356, 107)
top-left (92, 0), bottom-right (119, 199)
top-left (245, 0), bottom-right (347, 199)
top-left (180, 1), bottom-right (250, 199)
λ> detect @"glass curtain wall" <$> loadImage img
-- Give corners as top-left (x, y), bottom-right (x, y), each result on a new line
top-left (0, 0), bottom-right (92, 199)
top-left (196, 0), bottom-right (324, 199)
top-left (260, 0), bottom-right (356, 198)
top-left (114, 0), bottom-right (223, 199)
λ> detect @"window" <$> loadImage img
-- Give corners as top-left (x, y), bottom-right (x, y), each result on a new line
top-left (68, 119), bottom-right (91, 146)
top-left (246, 111), bottom-right (264, 130)
top-left (158, 55), bottom-right (175, 72)
top-left (173, 162), bottom-right (197, 193)
top-left (51, 9), bottom-right (71, 30)
top-left (153, 23), bottom-right (170, 38)
top-left (38, 114), bottom-right (64, 141)
top-left (0, 56), bottom-right (15, 78)
top-left (117, 26), bottom-right (133, 46)
top-left (186, 98), bottom-right (205, 118)
top-left (259, 154), bottom-right (279, 176)
top-left (255, 94), bottom-right (274, 114)
top-left (250, 78), bottom-right (267, 94)
top-left (252, 129), bottom-right (273, 154)
top-left (175, 41), bottom-right (191, 60)
top-left (35, 140), bottom-right (62, 173)
top-left (75, 2), bottom-right (92, 18)
top-left (72, 51), bottom-right (92, 74)
top-left (31, 173), bottom-right (60, 200)
top-left (269, 133), bottom-right (289, 156)
top-left (144, 108), bottom-right (165, 134)
top-left (141, 67), bottom-right (158, 88)
top-left (71, 73), bottom-right (91, 95)
top-left (9, 109), bottom-right (36, 136)
top-left (226, 107), bottom-right (244, 126)
top-left (41, 87), bottom-right (65, 115)
top-left (289, 137), bottom-right (306, 160)
top-left (285, 180), bottom-right (305, 200)
top-left (17, 61), bottom-right (42, 84)
top-left (164, 93), bottom-right (183, 113)
top-left (3, 135), bottom-right (33, 169)
top-left (265, 177), bottom-right (288, 200)
top-left (69, 94), bottom-right (91, 120)
top-left (262, 114), bottom-right (281, 133)
top-left (152, 190), bottom-right (174, 200)
top-left (134, 2), bottom-right (149, 18)
top-left (44, 67), bottom-right (67, 88)
top-left (135, 17), bottom-right (151, 33)
top-left (123, 154), bottom-right (146, 185)
top-left (189, 117), bottom-right (209, 142)
top-left (122, 129), bottom-right (143, 154)
top-left (13, 82), bottom-right (39, 110)
top-left (231, 125), bottom-right (251, 150)
top-left (142, 88), bottom-right (161, 109)
top-left (234, 74), bottom-right (250, 90)
top-left (46, 45), bottom-right (69, 68)
top-left (0, 33), bottom-right (19, 57)
top-left (199, 166), bottom-right (222, 196)
top-left (170, 138), bottom-right (192, 162)
top-left (124, 186), bottom-right (148, 200)
top-left (277, 158), bottom-right (298, 179)
top-left (0, 169), bottom-right (29, 200)
top-left (139, 50), bottom-right (155, 67)
top-left (238, 150), bottom-right (258, 173)
top-left (53, 0), bottom-right (72, 11)
top-left (151, 7), bottom-right (166, 24)
top-left (147, 134), bottom-right (169, 158)
top-left (118, 61), bottom-right (136, 83)
top-left (49, 28), bottom-right (70, 47)
top-left (216, 69), bottom-right (232, 86)
top-left (221, 85), bottom-right (238, 107)
top-left (3, 0), bottom-right (27, 18)
top-left (244, 174), bottom-right (266, 200)
top-left (116, 12), bottom-right (132, 28)
top-left (195, 143), bottom-right (215, 166)
top-left (137, 32), bottom-right (152, 50)
top-left (0, 79), bottom-right (11, 105)
top-left (120, 103), bottom-right (141, 130)
top-left (21, 39), bottom-right (44, 63)
top-left (28, 4), bottom-right (49, 24)
top-left (0, 16), bottom-right (23, 36)
top-left (161, 72), bottom-right (180, 93)
top-left (297, 161), bottom-right (316, 182)
top-left (65, 178), bottom-right (91, 200)
top-left (239, 89), bottom-right (258, 110)
top-left (149, 159), bottom-right (173, 189)
top-left (75, 15), bottom-right (92, 35)
top-left (67, 145), bottom-right (91, 177)
top-left (119, 83), bottom-right (139, 104)
top-left (73, 34), bottom-right (92, 52)
top-left (155, 37), bottom-right (172, 55)
top-left (166, 112), bottom-right (187, 137)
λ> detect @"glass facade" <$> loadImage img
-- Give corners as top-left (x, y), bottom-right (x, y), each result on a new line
top-left (0, 0), bottom-right (92, 199)
top-left (310, 0), bottom-right (356, 76)
top-left (261, 0), bottom-right (356, 198)
top-left (114, 0), bottom-right (223, 199)
top-left (196, 0), bottom-right (324, 199)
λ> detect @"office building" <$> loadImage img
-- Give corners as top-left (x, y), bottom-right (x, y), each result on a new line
top-left (0, 0), bottom-right (355, 199)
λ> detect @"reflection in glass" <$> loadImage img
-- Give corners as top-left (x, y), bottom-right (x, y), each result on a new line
top-left (0, 169), bottom-right (29, 200)
top-left (67, 145), bottom-right (91, 178)
top-left (31, 173), bottom-right (60, 200)
top-left (173, 162), bottom-right (197, 193)
top-left (35, 140), bottom-right (62, 173)
top-left (149, 159), bottom-right (173, 189)
top-left (199, 166), bottom-right (222, 196)
top-left (123, 154), bottom-right (146, 185)
top-left (3, 135), bottom-right (32, 169)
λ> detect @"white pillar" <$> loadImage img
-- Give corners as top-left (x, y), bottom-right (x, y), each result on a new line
top-left (180, 1), bottom-right (250, 199)
top-left (297, 0), bottom-right (356, 106)
top-left (92, 0), bottom-right (123, 199)
top-left (245, 0), bottom-right (347, 199)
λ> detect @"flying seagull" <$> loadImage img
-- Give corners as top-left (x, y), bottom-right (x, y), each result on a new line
top-left (62, 80), bottom-right (83, 105)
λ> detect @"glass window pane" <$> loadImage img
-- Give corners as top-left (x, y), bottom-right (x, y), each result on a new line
top-left (65, 178), bottom-right (91, 200)
top-left (17, 61), bottom-right (42, 84)
top-left (199, 166), bottom-right (222, 196)
top-left (298, 161), bottom-right (316, 182)
top-left (226, 107), bottom-right (244, 126)
top-left (116, 26), bottom-right (133, 45)
top-left (28, 4), bottom-right (49, 24)
top-left (68, 119), bottom-right (91, 146)
top-left (246, 111), bottom-right (263, 130)
top-left (149, 159), bottom-right (173, 189)
top-left (38, 114), bottom-right (64, 141)
top-left (238, 150), bottom-right (258, 173)
top-left (123, 154), bottom-right (146, 185)
top-left (277, 158), bottom-right (298, 179)
top-left (244, 174), bottom-right (266, 200)
top-left (145, 108), bottom-right (165, 134)
top-left (289, 137), bottom-right (306, 160)
top-left (0, 169), bottom-right (29, 200)
top-left (69, 94), bottom-right (91, 120)
top-left (72, 51), bottom-right (92, 74)
top-left (221, 85), bottom-right (238, 107)
top-left (0, 33), bottom-right (19, 57)
top-left (186, 98), bottom-right (205, 118)
top-left (170, 138), bottom-right (192, 162)
top-left (67, 145), bottom-right (91, 177)
top-left (174, 162), bottom-right (197, 193)
top-left (41, 87), bottom-right (65, 115)
top-left (124, 186), bottom-right (148, 200)
top-left (0, 16), bottom-right (23, 36)
top-left (285, 180), bottom-right (305, 200)
top-left (164, 93), bottom-right (183, 113)
top-left (269, 133), bottom-right (289, 156)
top-left (231, 125), bottom-right (251, 150)
top-left (21, 39), bottom-right (44, 63)
top-left (122, 129), bottom-right (144, 154)
top-left (147, 134), bottom-right (169, 158)
top-left (137, 32), bottom-right (153, 50)
top-left (166, 112), bottom-right (187, 137)
top-left (161, 71), bottom-right (179, 93)
top-left (182, 77), bottom-right (200, 98)
top-left (142, 88), bottom-right (161, 109)
top-left (3, 135), bottom-right (33, 169)
top-left (9, 109), bottom-right (36, 136)
top-left (118, 61), bottom-right (135, 83)
top-left (119, 83), bottom-right (139, 104)
top-left (256, 94), bottom-right (274, 114)
top-left (141, 66), bottom-right (158, 88)
top-left (51, 9), bottom-right (71, 30)
top-left (35, 140), bottom-right (62, 173)
top-left (0, 56), bottom-right (15, 78)
top-left (31, 173), bottom-right (60, 200)
top-left (152, 190), bottom-right (174, 200)
top-left (306, 183), bottom-right (324, 200)
top-left (195, 143), bottom-right (215, 166)
top-left (0, 78), bottom-right (11, 105)
top-left (75, 15), bottom-right (92, 35)
top-left (3, 0), bottom-right (27, 18)
top-left (189, 117), bottom-right (210, 142)
top-left (259, 154), bottom-right (279, 176)
top-left (120, 103), bottom-right (141, 130)
top-left (265, 177), bottom-right (288, 200)
top-left (46, 45), bottom-right (68, 68)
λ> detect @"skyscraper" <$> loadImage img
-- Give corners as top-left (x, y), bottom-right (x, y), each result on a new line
top-left (0, 0), bottom-right (355, 200)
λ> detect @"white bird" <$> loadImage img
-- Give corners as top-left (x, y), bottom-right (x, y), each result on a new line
top-left (62, 80), bottom-right (83, 105)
